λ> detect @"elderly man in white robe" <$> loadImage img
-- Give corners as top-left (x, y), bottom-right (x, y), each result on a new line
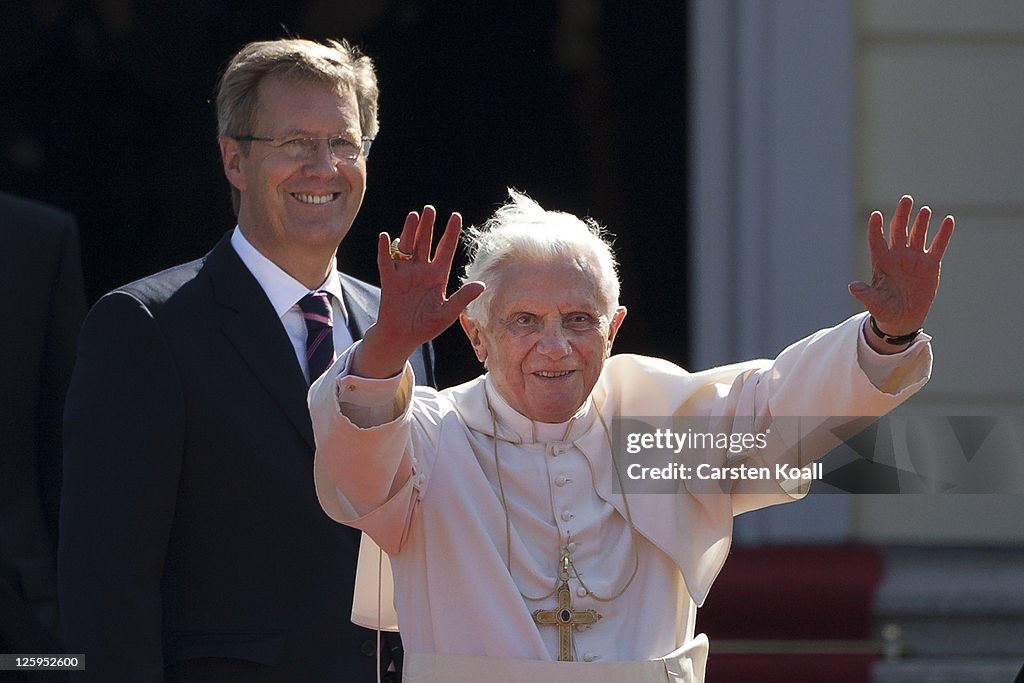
top-left (310, 191), bottom-right (954, 683)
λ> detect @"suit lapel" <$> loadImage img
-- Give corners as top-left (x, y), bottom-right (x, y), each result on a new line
top-left (339, 273), bottom-right (377, 340)
top-left (204, 236), bottom-right (315, 450)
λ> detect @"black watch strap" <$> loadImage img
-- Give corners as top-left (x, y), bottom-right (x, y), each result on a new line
top-left (868, 316), bottom-right (922, 346)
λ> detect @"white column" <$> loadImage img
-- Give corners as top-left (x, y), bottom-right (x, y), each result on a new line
top-left (689, 0), bottom-right (855, 543)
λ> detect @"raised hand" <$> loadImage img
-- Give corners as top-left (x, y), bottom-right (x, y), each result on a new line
top-left (848, 195), bottom-right (954, 351)
top-left (352, 206), bottom-right (485, 378)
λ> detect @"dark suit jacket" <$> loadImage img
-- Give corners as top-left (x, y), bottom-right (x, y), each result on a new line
top-left (60, 234), bottom-right (432, 681)
top-left (0, 193), bottom-right (86, 663)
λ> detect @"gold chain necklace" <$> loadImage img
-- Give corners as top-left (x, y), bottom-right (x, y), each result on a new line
top-left (488, 395), bottom-right (641, 603)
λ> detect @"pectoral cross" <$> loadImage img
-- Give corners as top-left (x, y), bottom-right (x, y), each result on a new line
top-left (532, 553), bottom-right (600, 661)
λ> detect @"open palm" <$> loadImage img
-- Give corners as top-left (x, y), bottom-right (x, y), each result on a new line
top-left (849, 195), bottom-right (954, 337)
top-left (354, 207), bottom-right (484, 378)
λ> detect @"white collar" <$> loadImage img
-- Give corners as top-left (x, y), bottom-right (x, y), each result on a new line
top-left (481, 374), bottom-right (596, 445)
top-left (230, 226), bottom-right (348, 325)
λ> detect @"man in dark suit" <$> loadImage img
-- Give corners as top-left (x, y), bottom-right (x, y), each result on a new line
top-left (0, 193), bottom-right (86, 673)
top-left (59, 38), bottom-right (429, 681)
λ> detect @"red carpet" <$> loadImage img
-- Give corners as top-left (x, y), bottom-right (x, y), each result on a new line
top-left (705, 654), bottom-right (877, 682)
top-left (696, 545), bottom-right (884, 681)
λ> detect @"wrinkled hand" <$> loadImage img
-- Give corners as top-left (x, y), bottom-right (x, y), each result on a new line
top-left (848, 195), bottom-right (954, 345)
top-left (352, 206), bottom-right (485, 378)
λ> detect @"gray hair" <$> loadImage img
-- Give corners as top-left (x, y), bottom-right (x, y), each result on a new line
top-left (214, 38), bottom-right (380, 215)
top-left (461, 189), bottom-right (620, 327)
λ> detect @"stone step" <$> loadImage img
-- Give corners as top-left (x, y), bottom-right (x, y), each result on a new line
top-left (872, 658), bottom-right (1023, 683)
top-left (873, 547), bottom-right (1024, 659)
top-left (873, 617), bottom-right (1024, 659)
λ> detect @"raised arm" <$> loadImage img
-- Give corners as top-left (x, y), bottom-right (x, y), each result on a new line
top-left (352, 206), bottom-right (485, 378)
top-left (849, 195), bottom-right (954, 354)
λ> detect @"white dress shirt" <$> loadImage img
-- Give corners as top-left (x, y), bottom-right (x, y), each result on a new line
top-left (230, 227), bottom-right (354, 383)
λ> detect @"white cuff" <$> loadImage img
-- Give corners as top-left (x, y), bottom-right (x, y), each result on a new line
top-left (856, 315), bottom-right (931, 389)
top-left (334, 340), bottom-right (407, 409)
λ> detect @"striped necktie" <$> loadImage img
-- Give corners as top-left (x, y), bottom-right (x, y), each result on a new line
top-left (298, 291), bottom-right (335, 385)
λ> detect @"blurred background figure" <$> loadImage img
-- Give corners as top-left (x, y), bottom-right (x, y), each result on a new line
top-left (0, 192), bottom-right (86, 681)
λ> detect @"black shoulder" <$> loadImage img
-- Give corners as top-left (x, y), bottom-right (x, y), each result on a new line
top-left (0, 192), bottom-right (74, 227)
top-left (108, 257), bottom-right (207, 309)
top-left (0, 193), bottom-right (77, 252)
top-left (338, 271), bottom-right (381, 298)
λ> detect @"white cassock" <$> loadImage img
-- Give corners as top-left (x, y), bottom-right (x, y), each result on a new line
top-left (310, 313), bottom-right (932, 683)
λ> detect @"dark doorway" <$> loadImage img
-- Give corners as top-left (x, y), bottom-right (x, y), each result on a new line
top-left (0, 1), bottom-right (690, 383)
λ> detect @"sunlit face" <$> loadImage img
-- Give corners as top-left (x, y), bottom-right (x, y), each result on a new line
top-left (461, 259), bottom-right (626, 423)
top-left (219, 76), bottom-right (367, 270)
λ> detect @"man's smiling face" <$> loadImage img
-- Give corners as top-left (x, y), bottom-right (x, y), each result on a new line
top-left (224, 75), bottom-right (367, 270)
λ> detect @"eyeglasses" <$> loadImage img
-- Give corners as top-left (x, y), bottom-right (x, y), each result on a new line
top-left (233, 134), bottom-right (373, 162)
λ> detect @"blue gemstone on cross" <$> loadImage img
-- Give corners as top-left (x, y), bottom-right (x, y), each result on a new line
top-left (532, 578), bottom-right (601, 661)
